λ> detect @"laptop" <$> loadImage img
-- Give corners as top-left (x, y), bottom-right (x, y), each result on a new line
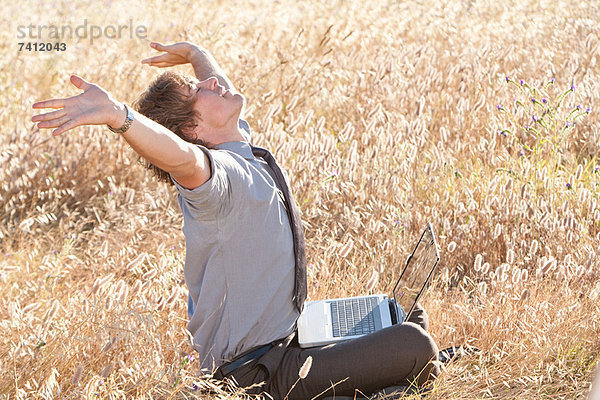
top-left (297, 223), bottom-right (440, 348)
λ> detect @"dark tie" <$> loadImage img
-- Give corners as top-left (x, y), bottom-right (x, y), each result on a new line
top-left (252, 146), bottom-right (307, 313)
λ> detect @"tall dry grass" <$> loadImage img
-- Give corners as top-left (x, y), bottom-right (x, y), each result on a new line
top-left (1, 0), bottom-right (599, 399)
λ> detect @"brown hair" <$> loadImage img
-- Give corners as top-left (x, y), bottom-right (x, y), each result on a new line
top-left (132, 71), bottom-right (208, 184)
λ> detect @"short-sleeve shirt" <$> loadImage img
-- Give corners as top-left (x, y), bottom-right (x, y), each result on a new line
top-left (171, 119), bottom-right (299, 372)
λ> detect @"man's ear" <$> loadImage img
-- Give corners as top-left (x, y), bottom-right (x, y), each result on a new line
top-left (182, 121), bottom-right (204, 143)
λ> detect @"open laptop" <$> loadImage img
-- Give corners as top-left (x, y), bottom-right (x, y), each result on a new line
top-left (297, 223), bottom-right (440, 348)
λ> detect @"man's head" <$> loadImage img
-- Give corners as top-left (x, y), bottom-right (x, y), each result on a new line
top-left (133, 71), bottom-right (245, 183)
top-left (184, 76), bottom-right (245, 144)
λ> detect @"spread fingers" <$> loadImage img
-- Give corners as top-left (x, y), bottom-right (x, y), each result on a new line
top-left (32, 98), bottom-right (67, 109)
top-left (32, 109), bottom-right (67, 123)
top-left (37, 115), bottom-right (70, 129)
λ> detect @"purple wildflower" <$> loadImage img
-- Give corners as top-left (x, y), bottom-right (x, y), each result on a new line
top-left (532, 115), bottom-right (537, 122)
top-left (192, 383), bottom-right (199, 391)
top-left (586, 107), bottom-right (591, 114)
top-left (571, 84), bottom-right (576, 91)
top-left (520, 79), bottom-right (524, 86)
top-left (531, 97), bottom-right (536, 103)
top-left (566, 182), bottom-right (571, 189)
top-left (550, 77), bottom-right (555, 84)
top-left (525, 125), bottom-right (530, 130)
top-left (519, 149), bottom-right (525, 157)
top-left (542, 98), bottom-right (547, 104)
top-left (566, 121), bottom-right (573, 127)
top-left (577, 104), bottom-right (583, 110)
top-left (505, 76), bottom-right (509, 82)
top-left (497, 104), bottom-right (502, 110)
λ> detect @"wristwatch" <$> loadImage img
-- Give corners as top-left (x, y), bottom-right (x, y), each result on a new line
top-left (107, 104), bottom-right (134, 134)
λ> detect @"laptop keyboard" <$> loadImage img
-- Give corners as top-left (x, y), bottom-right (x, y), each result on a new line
top-left (330, 297), bottom-right (378, 337)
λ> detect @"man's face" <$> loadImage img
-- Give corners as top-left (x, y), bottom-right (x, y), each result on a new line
top-left (186, 77), bottom-right (244, 135)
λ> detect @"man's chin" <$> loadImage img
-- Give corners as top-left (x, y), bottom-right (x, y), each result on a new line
top-left (234, 92), bottom-right (245, 103)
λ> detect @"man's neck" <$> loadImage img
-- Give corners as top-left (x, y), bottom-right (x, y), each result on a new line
top-left (213, 127), bottom-right (247, 144)
top-left (198, 126), bottom-right (247, 149)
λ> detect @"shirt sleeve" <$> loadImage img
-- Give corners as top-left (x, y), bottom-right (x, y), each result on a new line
top-left (170, 145), bottom-right (232, 220)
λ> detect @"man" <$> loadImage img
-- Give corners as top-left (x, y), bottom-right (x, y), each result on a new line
top-left (32, 41), bottom-right (440, 399)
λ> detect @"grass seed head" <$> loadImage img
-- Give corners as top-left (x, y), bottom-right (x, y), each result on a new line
top-left (299, 356), bottom-right (313, 379)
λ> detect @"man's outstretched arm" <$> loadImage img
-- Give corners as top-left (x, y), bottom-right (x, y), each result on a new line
top-left (31, 74), bottom-right (210, 190)
top-left (188, 47), bottom-right (238, 93)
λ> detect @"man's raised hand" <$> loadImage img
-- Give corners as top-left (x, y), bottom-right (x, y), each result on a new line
top-left (141, 41), bottom-right (201, 68)
top-left (32, 75), bottom-right (125, 136)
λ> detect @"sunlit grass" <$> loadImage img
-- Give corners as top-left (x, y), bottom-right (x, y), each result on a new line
top-left (1, 0), bottom-right (599, 398)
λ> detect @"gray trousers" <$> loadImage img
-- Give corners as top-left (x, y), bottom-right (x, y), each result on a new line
top-left (219, 304), bottom-right (439, 399)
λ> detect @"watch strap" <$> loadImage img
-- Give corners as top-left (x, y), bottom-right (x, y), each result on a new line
top-left (107, 104), bottom-right (134, 134)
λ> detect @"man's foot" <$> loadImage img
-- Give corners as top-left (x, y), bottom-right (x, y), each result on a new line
top-left (368, 384), bottom-right (431, 399)
top-left (320, 386), bottom-right (415, 400)
top-left (438, 345), bottom-right (480, 364)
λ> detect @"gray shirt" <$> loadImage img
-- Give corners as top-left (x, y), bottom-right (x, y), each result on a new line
top-left (171, 120), bottom-right (299, 372)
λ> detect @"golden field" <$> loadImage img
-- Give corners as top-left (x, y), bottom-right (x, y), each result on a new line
top-left (1, 0), bottom-right (599, 398)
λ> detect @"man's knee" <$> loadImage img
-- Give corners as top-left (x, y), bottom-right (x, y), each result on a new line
top-left (400, 322), bottom-right (439, 384)
top-left (407, 303), bottom-right (429, 331)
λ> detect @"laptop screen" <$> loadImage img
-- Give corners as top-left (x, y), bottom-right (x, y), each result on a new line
top-left (392, 224), bottom-right (440, 320)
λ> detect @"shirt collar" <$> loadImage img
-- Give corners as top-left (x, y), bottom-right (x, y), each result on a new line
top-left (214, 140), bottom-right (255, 160)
